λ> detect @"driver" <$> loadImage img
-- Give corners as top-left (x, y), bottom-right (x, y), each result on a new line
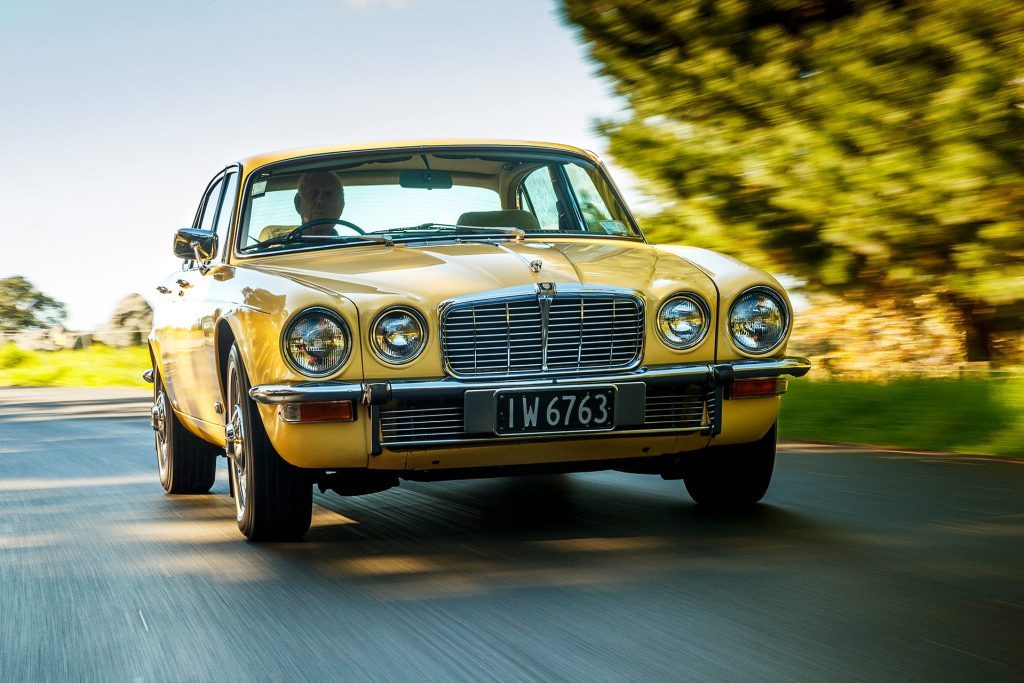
top-left (294, 171), bottom-right (345, 236)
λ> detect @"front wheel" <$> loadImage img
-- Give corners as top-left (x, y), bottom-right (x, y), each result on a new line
top-left (225, 345), bottom-right (312, 540)
top-left (683, 423), bottom-right (777, 507)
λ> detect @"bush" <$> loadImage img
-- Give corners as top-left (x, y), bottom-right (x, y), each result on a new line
top-left (0, 343), bottom-right (31, 369)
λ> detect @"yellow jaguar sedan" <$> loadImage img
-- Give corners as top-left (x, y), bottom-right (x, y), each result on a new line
top-left (147, 140), bottom-right (810, 540)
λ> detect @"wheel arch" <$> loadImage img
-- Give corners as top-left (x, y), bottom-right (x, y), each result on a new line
top-left (215, 317), bottom-right (238, 404)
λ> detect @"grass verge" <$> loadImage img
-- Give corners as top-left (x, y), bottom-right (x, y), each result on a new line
top-left (779, 376), bottom-right (1024, 457)
top-left (0, 343), bottom-right (150, 389)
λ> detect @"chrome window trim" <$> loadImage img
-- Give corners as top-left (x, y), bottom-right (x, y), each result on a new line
top-left (368, 306), bottom-right (429, 366)
top-left (727, 286), bottom-right (791, 357)
top-left (656, 292), bottom-right (712, 351)
top-left (280, 307), bottom-right (353, 378)
top-left (438, 284), bottom-right (647, 379)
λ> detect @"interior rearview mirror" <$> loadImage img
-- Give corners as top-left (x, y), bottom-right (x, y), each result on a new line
top-left (174, 228), bottom-right (218, 262)
top-left (399, 170), bottom-right (453, 190)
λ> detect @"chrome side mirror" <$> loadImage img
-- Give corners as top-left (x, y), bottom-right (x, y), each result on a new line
top-left (173, 228), bottom-right (218, 270)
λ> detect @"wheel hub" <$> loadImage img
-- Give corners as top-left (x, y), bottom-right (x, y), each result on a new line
top-left (151, 391), bottom-right (167, 434)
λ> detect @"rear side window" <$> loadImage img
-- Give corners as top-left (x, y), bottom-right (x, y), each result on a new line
top-left (197, 177), bottom-right (225, 232)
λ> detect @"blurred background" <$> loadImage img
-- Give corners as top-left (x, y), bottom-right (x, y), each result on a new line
top-left (2, 0), bottom-right (1022, 455)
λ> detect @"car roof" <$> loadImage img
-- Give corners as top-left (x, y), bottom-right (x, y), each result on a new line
top-left (237, 139), bottom-right (602, 171)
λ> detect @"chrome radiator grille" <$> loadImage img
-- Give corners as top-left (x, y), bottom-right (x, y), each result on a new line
top-left (378, 384), bottom-right (712, 448)
top-left (442, 293), bottom-right (644, 377)
top-left (644, 388), bottom-right (714, 429)
top-left (379, 404), bottom-right (465, 444)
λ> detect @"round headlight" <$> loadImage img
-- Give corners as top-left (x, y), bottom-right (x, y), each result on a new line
top-left (283, 308), bottom-right (351, 377)
top-left (657, 294), bottom-right (710, 350)
top-left (728, 287), bottom-right (789, 354)
top-left (370, 307), bottom-right (427, 364)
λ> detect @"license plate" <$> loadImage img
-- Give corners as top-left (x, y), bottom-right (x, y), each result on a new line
top-left (494, 387), bottom-right (615, 435)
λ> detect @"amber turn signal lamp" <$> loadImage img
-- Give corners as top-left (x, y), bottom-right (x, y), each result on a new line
top-left (280, 401), bottom-right (355, 423)
top-left (730, 378), bottom-right (788, 399)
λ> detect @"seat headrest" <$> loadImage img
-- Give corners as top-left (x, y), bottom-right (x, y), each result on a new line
top-left (257, 225), bottom-right (297, 242)
top-left (457, 210), bottom-right (540, 231)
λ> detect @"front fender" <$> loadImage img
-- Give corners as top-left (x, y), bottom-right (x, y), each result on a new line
top-left (215, 298), bottom-right (369, 469)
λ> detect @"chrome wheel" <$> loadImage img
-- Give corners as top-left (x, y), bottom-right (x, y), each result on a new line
top-left (226, 404), bottom-right (247, 521)
top-left (153, 388), bottom-right (169, 481)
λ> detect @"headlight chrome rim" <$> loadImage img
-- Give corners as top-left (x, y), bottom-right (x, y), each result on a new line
top-left (727, 286), bottom-right (790, 355)
top-left (656, 293), bottom-right (711, 351)
top-left (369, 306), bottom-right (428, 365)
top-left (281, 307), bottom-right (352, 378)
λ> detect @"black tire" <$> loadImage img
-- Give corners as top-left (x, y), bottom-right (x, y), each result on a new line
top-left (683, 423), bottom-right (777, 507)
top-left (225, 345), bottom-right (312, 540)
top-left (152, 368), bottom-right (218, 494)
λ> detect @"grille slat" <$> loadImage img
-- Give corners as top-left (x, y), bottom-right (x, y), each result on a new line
top-left (442, 292), bottom-right (643, 378)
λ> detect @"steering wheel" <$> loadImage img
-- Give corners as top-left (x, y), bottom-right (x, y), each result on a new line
top-left (285, 218), bottom-right (366, 240)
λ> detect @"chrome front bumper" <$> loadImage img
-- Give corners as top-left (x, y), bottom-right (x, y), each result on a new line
top-left (249, 357), bottom-right (811, 453)
top-left (250, 357), bottom-right (811, 405)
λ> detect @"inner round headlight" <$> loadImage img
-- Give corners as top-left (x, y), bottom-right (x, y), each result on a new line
top-left (728, 287), bottom-right (789, 354)
top-left (657, 294), bottom-right (710, 350)
top-left (371, 307), bottom-right (427, 364)
top-left (283, 308), bottom-right (351, 377)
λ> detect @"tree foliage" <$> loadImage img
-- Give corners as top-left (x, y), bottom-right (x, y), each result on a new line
top-left (95, 293), bottom-right (153, 347)
top-left (561, 0), bottom-right (1024, 360)
top-left (0, 276), bottom-right (67, 332)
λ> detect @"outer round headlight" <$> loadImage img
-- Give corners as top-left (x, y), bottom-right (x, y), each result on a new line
top-left (657, 294), bottom-right (710, 350)
top-left (283, 308), bottom-right (351, 377)
top-left (370, 307), bottom-right (427, 364)
top-left (728, 286), bottom-right (789, 354)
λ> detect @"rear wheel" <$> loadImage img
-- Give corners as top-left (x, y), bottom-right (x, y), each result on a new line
top-left (225, 345), bottom-right (312, 540)
top-left (152, 368), bottom-right (217, 494)
top-left (684, 423), bottom-right (777, 507)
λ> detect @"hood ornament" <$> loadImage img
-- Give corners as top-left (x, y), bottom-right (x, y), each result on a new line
top-left (529, 259), bottom-right (543, 273)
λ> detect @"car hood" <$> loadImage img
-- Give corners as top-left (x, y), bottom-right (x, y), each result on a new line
top-left (245, 239), bottom-right (716, 309)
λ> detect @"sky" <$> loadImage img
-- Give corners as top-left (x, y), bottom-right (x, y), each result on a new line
top-left (0, 0), bottom-right (636, 329)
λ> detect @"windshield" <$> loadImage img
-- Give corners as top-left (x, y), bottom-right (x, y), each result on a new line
top-left (238, 149), bottom-right (641, 253)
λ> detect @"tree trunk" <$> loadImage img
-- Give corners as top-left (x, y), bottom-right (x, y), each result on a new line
top-left (958, 300), bottom-right (994, 362)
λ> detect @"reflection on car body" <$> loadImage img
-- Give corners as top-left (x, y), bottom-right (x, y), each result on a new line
top-left (147, 140), bottom-right (810, 540)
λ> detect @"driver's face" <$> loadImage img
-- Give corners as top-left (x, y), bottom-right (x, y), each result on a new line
top-left (295, 172), bottom-right (344, 226)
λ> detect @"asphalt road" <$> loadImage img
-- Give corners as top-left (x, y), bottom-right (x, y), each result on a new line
top-left (2, 387), bottom-right (1023, 681)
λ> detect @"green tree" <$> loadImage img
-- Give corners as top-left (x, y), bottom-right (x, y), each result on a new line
top-left (0, 276), bottom-right (67, 331)
top-left (561, 0), bottom-right (1024, 360)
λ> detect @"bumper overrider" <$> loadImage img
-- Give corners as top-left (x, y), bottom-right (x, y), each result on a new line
top-left (248, 357), bottom-right (811, 455)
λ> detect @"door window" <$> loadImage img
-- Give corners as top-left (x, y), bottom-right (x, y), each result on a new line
top-left (518, 167), bottom-right (561, 230)
top-left (213, 171), bottom-right (238, 258)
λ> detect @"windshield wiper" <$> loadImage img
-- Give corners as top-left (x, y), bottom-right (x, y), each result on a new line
top-left (379, 223), bottom-right (525, 241)
top-left (242, 233), bottom-right (394, 253)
